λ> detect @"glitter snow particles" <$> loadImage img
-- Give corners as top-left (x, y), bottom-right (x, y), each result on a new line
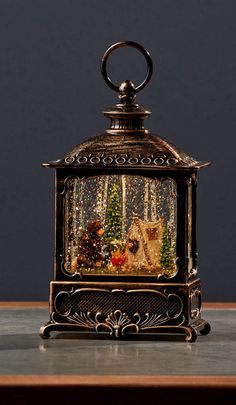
top-left (63, 175), bottom-right (177, 277)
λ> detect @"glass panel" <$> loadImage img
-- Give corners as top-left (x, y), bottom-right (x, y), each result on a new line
top-left (188, 184), bottom-right (193, 271)
top-left (63, 175), bottom-right (177, 277)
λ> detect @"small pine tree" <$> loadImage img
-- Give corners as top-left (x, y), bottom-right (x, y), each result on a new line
top-left (160, 224), bottom-right (175, 270)
top-left (105, 184), bottom-right (122, 242)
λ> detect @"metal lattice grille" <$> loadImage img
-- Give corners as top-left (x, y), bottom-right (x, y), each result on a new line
top-left (55, 289), bottom-right (182, 318)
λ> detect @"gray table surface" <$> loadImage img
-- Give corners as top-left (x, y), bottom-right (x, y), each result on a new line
top-left (0, 305), bottom-right (235, 377)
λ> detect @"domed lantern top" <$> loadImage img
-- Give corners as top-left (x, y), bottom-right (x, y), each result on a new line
top-left (43, 41), bottom-right (210, 171)
top-left (40, 41), bottom-right (211, 342)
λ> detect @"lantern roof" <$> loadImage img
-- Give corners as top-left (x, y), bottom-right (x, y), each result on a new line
top-left (43, 41), bottom-right (210, 171)
top-left (43, 129), bottom-right (209, 171)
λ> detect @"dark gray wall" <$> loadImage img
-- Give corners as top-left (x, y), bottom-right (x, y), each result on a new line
top-left (0, 0), bottom-right (235, 301)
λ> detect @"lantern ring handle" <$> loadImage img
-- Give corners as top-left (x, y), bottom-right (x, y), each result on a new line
top-left (101, 41), bottom-right (153, 93)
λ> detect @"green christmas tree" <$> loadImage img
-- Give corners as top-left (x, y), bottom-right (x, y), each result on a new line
top-left (105, 184), bottom-right (122, 242)
top-left (160, 224), bottom-right (175, 270)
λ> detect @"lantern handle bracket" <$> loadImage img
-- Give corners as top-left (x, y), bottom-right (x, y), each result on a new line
top-left (101, 41), bottom-right (153, 96)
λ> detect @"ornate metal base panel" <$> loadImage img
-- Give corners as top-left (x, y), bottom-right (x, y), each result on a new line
top-left (40, 280), bottom-right (210, 342)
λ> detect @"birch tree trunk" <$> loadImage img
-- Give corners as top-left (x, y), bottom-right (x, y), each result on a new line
top-left (150, 180), bottom-right (157, 222)
top-left (144, 178), bottom-right (149, 221)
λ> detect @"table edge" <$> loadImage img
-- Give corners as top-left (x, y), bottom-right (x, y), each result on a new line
top-left (0, 375), bottom-right (235, 388)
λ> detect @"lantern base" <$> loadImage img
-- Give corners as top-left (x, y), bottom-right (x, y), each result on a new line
top-left (40, 279), bottom-right (211, 342)
top-left (40, 319), bottom-right (210, 342)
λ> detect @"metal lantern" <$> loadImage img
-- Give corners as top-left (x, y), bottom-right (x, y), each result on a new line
top-left (40, 41), bottom-right (211, 342)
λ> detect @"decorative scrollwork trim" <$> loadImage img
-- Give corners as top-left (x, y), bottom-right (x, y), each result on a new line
top-left (62, 153), bottom-right (180, 167)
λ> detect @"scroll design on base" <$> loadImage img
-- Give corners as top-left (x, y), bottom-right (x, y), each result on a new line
top-left (61, 309), bottom-right (182, 338)
top-left (190, 288), bottom-right (201, 319)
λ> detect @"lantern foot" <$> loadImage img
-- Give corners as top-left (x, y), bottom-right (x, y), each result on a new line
top-left (39, 322), bottom-right (57, 339)
top-left (199, 321), bottom-right (211, 336)
top-left (190, 318), bottom-right (211, 337)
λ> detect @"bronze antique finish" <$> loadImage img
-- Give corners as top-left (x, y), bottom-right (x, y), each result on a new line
top-left (40, 41), bottom-right (211, 342)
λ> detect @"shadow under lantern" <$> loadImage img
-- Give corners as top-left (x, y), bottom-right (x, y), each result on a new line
top-left (40, 41), bottom-right (211, 342)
